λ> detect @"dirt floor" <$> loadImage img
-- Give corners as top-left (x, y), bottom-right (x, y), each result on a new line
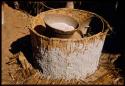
top-left (2, 3), bottom-right (31, 84)
top-left (1, 3), bottom-right (124, 85)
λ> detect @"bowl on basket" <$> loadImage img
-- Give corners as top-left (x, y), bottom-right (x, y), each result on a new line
top-left (43, 14), bottom-right (79, 38)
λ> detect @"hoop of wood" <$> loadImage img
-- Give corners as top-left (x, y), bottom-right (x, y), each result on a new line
top-left (29, 8), bottom-right (111, 80)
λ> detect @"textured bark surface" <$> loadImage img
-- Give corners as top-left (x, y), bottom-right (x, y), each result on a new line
top-left (30, 8), bottom-right (109, 80)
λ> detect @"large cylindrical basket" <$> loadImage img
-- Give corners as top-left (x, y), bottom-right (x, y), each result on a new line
top-left (29, 8), bottom-right (111, 80)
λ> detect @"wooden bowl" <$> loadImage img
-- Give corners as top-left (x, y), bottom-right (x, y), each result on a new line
top-left (43, 14), bottom-right (79, 38)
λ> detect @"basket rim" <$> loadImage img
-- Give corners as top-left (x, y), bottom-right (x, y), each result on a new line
top-left (29, 8), bottom-right (111, 41)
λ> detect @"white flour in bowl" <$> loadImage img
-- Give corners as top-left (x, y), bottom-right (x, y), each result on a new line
top-left (51, 23), bottom-right (75, 31)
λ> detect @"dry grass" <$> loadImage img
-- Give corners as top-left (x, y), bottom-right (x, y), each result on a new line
top-left (4, 52), bottom-right (124, 85)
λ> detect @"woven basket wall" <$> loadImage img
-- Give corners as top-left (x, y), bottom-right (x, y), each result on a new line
top-left (29, 8), bottom-right (111, 80)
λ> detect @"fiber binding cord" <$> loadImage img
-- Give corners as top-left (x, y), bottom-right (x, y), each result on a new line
top-left (41, 2), bottom-right (54, 10)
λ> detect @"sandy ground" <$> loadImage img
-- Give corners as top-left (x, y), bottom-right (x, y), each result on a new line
top-left (1, 3), bottom-right (124, 85)
top-left (2, 3), bottom-right (31, 84)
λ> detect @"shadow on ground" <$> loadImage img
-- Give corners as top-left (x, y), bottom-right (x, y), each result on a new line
top-left (9, 35), bottom-right (43, 72)
top-left (114, 52), bottom-right (125, 83)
